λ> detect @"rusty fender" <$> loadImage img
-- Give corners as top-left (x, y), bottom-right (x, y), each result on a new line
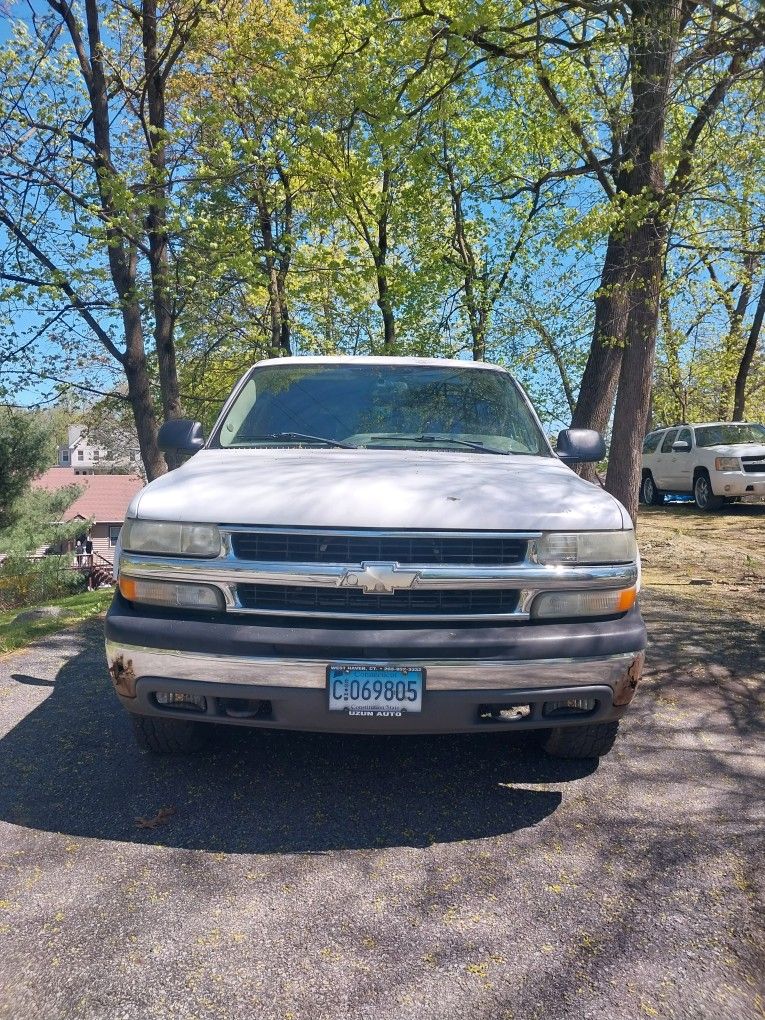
top-left (108, 654), bottom-right (137, 698)
top-left (612, 651), bottom-right (645, 707)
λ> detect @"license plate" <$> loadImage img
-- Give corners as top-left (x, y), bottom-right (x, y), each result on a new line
top-left (328, 665), bottom-right (423, 716)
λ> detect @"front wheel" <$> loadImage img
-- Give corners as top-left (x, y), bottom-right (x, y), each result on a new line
top-left (694, 472), bottom-right (724, 511)
top-left (542, 721), bottom-right (620, 759)
top-left (131, 714), bottom-right (210, 754)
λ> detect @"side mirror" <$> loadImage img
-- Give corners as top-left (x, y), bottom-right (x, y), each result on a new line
top-left (671, 440), bottom-right (691, 452)
top-left (556, 428), bottom-right (606, 464)
top-left (158, 419), bottom-right (205, 456)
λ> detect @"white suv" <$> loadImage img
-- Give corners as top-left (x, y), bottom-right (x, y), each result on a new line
top-left (641, 421), bottom-right (765, 510)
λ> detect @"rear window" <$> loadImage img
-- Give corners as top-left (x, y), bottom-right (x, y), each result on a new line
top-left (642, 432), bottom-right (663, 454)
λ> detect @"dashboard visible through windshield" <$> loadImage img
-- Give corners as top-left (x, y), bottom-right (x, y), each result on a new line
top-left (212, 363), bottom-right (551, 457)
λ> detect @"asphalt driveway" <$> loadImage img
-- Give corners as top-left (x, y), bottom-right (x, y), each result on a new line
top-left (0, 591), bottom-right (762, 1020)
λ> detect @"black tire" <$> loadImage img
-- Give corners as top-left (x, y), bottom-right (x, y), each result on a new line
top-left (693, 471), bottom-right (724, 511)
top-left (541, 721), bottom-right (620, 759)
top-left (131, 714), bottom-right (210, 754)
top-left (641, 473), bottom-right (665, 506)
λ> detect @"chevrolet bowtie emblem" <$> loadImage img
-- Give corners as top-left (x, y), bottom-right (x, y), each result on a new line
top-left (340, 561), bottom-right (419, 594)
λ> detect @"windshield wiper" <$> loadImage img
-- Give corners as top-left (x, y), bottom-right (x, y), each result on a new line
top-left (248, 432), bottom-right (357, 449)
top-left (364, 434), bottom-right (510, 455)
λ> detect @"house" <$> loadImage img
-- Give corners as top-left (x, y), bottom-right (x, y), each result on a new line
top-left (57, 424), bottom-right (143, 474)
top-left (31, 468), bottom-right (144, 564)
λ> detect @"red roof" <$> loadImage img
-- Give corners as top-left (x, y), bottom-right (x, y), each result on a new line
top-left (32, 468), bottom-right (145, 523)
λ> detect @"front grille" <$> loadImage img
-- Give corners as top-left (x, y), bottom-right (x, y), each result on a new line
top-left (236, 583), bottom-right (520, 617)
top-left (231, 531), bottom-right (527, 565)
top-left (741, 456), bottom-right (765, 474)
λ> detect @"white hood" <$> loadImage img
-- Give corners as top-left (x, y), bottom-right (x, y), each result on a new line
top-left (129, 448), bottom-right (629, 532)
top-left (704, 443), bottom-right (765, 457)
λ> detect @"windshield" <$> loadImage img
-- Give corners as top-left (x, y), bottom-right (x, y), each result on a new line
top-left (213, 363), bottom-right (551, 456)
top-left (694, 423), bottom-right (765, 447)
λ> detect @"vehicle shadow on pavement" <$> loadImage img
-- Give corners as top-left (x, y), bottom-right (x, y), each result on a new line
top-left (0, 620), bottom-right (594, 854)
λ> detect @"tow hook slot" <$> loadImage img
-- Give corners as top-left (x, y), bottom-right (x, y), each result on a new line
top-left (221, 698), bottom-right (272, 720)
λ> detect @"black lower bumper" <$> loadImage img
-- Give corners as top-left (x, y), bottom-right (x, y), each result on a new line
top-left (121, 678), bottom-right (625, 735)
top-left (105, 594), bottom-right (645, 735)
top-left (105, 593), bottom-right (647, 663)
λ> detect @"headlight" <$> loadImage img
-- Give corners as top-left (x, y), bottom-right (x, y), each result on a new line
top-left (532, 587), bottom-right (636, 619)
top-left (122, 519), bottom-right (222, 557)
top-left (119, 576), bottom-right (223, 610)
top-left (536, 531), bottom-right (636, 565)
top-left (714, 457), bottom-right (740, 471)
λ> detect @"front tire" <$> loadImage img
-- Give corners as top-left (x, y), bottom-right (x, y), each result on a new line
top-left (542, 721), bottom-right (620, 759)
top-left (131, 714), bottom-right (210, 754)
top-left (694, 471), bottom-right (724, 511)
top-left (641, 472), bottom-right (665, 506)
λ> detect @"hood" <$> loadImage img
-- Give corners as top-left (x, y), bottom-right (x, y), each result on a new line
top-left (704, 443), bottom-right (765, 457)
top-left (129, 448), bottom-right (629, 532)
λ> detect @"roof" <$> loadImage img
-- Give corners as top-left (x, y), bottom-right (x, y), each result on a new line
top-left (31, 468), bottom-right (145, 523)
top-left (252, 355), bottom-right (504, 371)
top-left (648, 422), bottom-right (759, 431)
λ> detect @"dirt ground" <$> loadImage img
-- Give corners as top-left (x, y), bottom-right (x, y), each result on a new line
top-left (638, 501), bottom-right (765, 626)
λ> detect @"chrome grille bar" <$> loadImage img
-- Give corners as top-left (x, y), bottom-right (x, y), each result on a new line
top-left (119, 552), bottom-right (638, 592)
top-left (119, 528), bottom-right (637, 622)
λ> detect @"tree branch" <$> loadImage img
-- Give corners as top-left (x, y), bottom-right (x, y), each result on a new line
top-left (668, 49), bottom-right (760, 198)
top-left (535, 66), bottom-right (616, 200)
top-left (0, 205), bottom-right (125, 364)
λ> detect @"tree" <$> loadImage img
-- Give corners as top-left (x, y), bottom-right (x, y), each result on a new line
top-left (0, 407), bottom-right (54, 530)
top-left (0, 0), bottom-right (211, 479)
top-left (431, 0), bottom-right (765, 516)
top-left (651, 74), bottom-right (765, 428)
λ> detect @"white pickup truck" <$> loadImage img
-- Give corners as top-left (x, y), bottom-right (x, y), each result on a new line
top-left (105, 357), bottom-right (646, 759)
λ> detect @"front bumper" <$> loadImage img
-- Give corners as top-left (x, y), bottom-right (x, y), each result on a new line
top-left (711, 471), bottom-right (765, 497)
top-left (105, 594), bottom-right (646, 735)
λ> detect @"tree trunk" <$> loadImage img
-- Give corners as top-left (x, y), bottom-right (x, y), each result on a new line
top-left (572, 235), bottom-right (630, 432)
top-left (605, 0), bottom-right (682, 522)
top-left (571, 232), bottom-right (630, 480)
top-left (83, 0), bottom-right (167, 477)
top-left (255, 175), bottom-right (292, 357)
top-left (142, 0), bottom-right (183, 451)
top-left (376, 168), bottom-right (395, 349)
top-left (277, 166), bottom-right (293, 356)
top-left (442, 146), bottom-right (488, 360)
top-left (607, 221), bottom-right (669, 521)
top-left (716, 254), bottom-right (755, 419)
top-left (122, 303), bottom-right (165, 480)
top-left (278, 289), bottom-right (291, 355)
top-left (376, 269), bottom-right (396, 349)
top-left (733, 273), bottom-right (765, 420)
top-left (659, 291), bottom-right (684, 421)
top-left (266, 261), bottom-right (284, 355)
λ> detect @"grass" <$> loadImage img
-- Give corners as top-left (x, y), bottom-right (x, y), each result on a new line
top-left (0, 588), bottom-right (113, 655)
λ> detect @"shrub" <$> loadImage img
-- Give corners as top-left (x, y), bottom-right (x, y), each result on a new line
top-left (0, 555), bottom-right (87, 612)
